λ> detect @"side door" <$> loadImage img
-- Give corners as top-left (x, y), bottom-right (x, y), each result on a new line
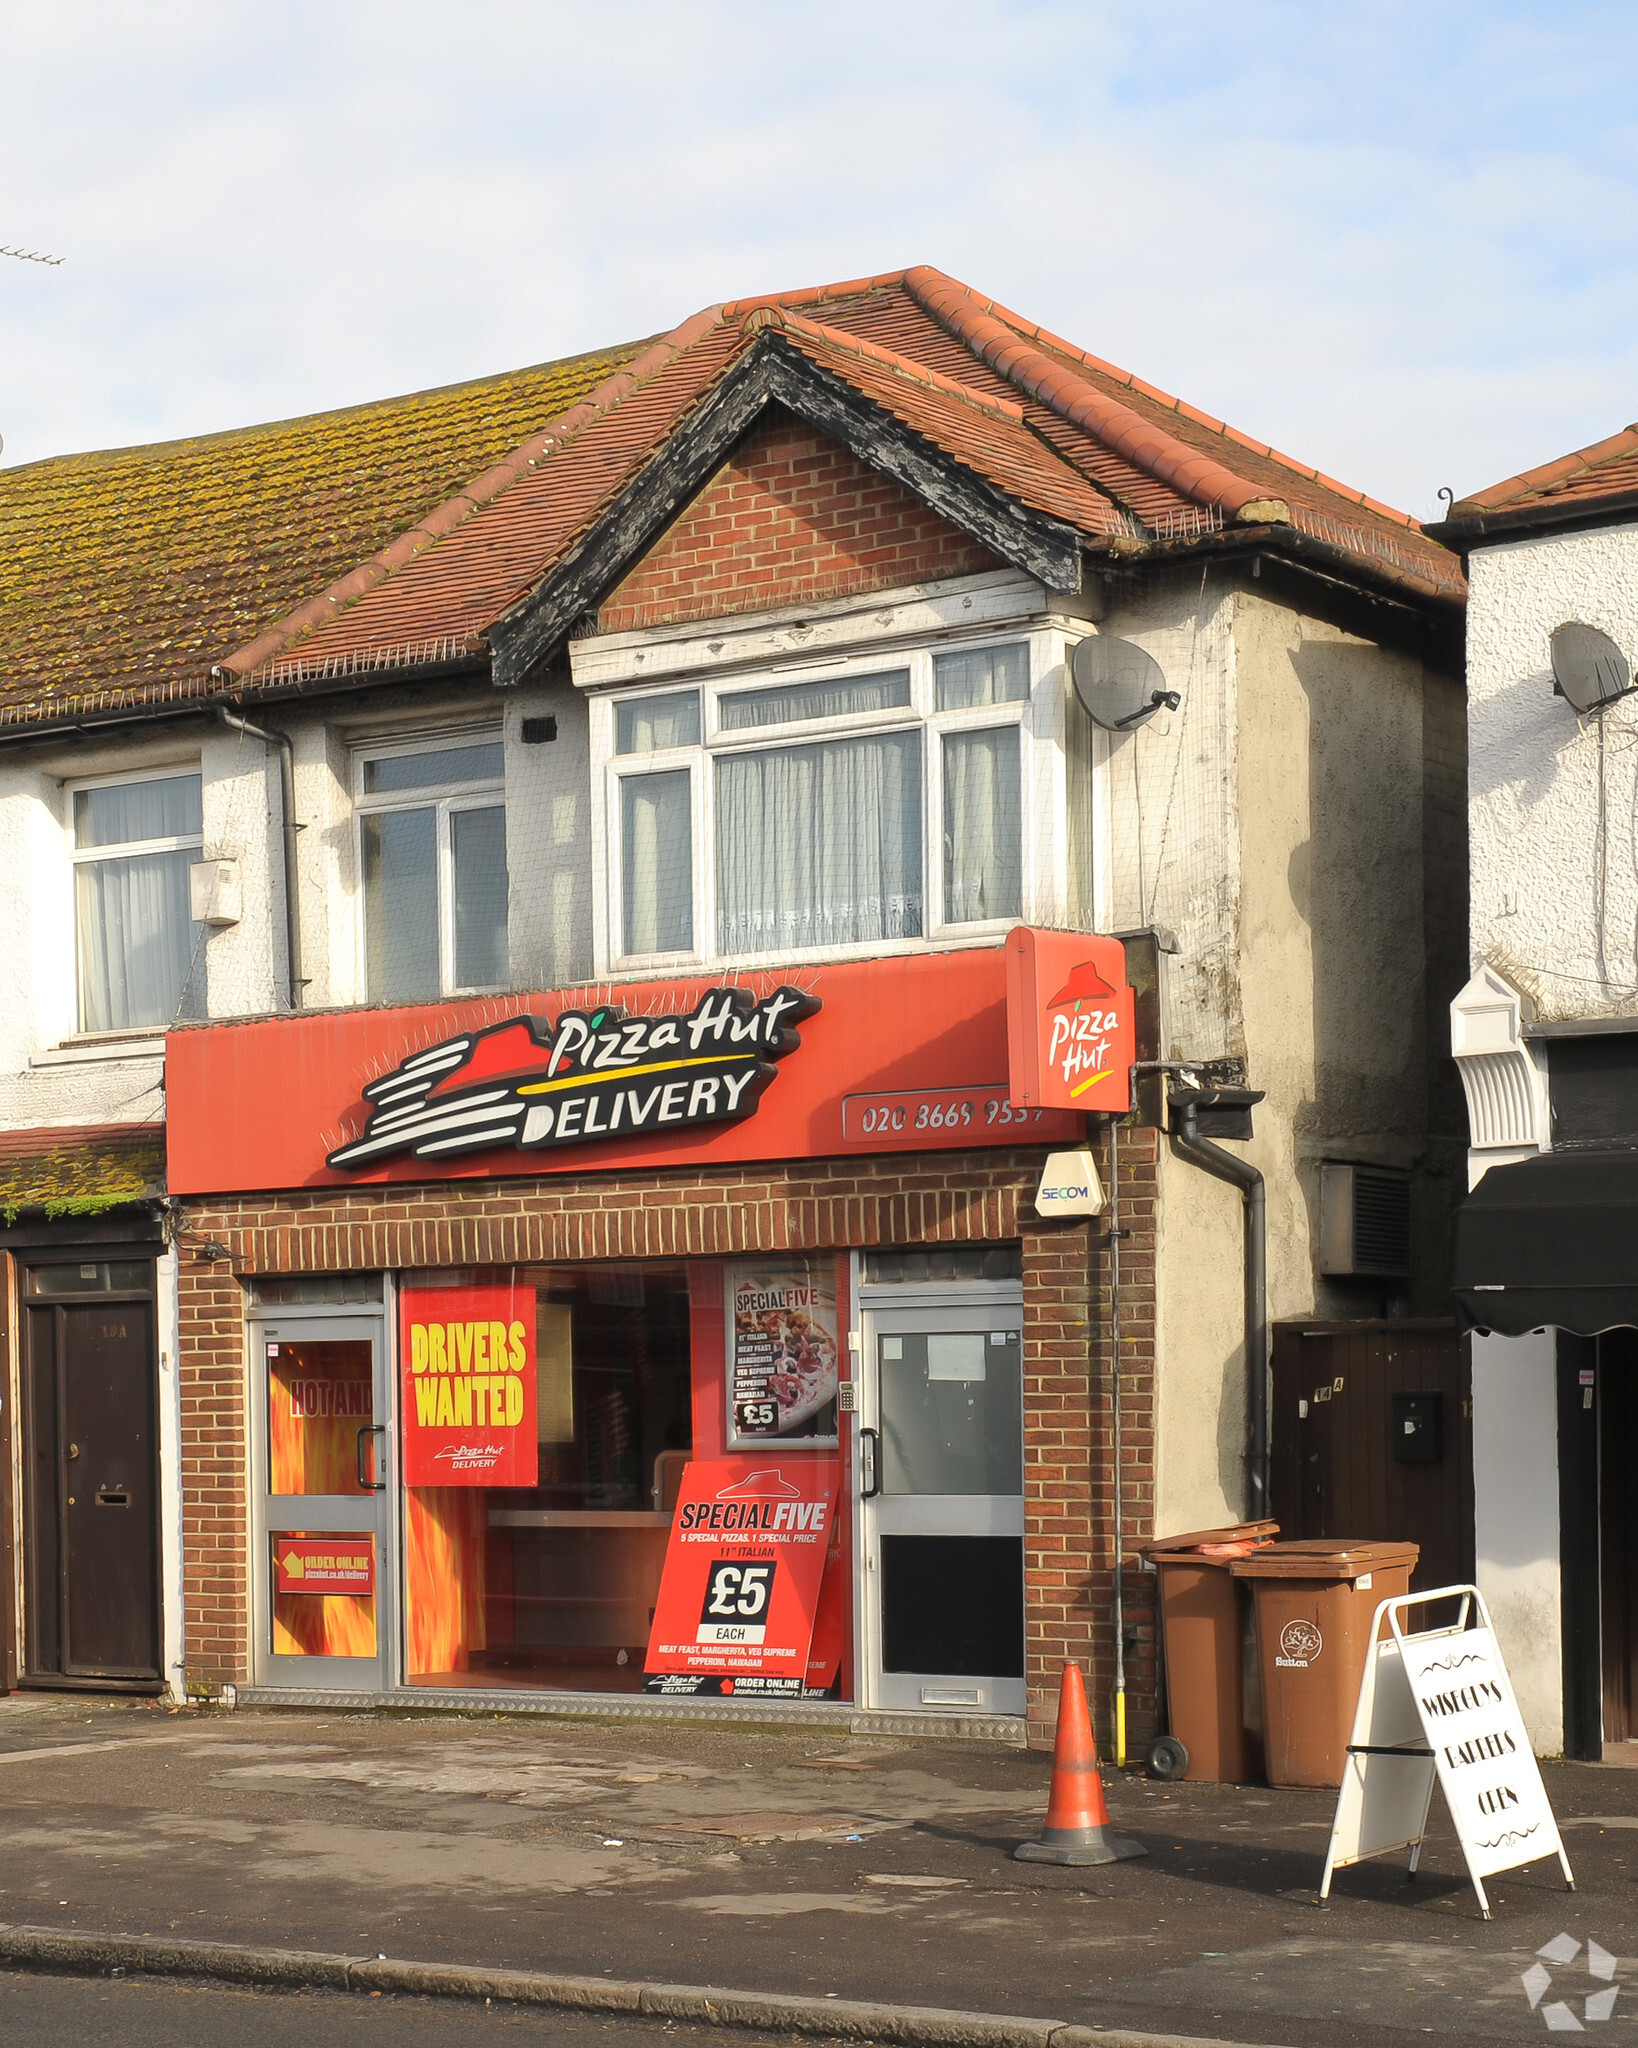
top-left (858, 1291), bottom-right (1025, 1716)
top-left (252, 1314), bottom-right (393, 1690)
top-left (21, 1268), bottom-right (161, 1682)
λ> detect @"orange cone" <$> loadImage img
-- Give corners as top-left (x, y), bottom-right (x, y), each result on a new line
top-left (1015, 1661), bottom-right (1147, 1866)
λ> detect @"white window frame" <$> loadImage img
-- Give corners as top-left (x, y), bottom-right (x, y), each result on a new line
top-left (591, 631), bottom-right (1063, 976)
top-left (67, 764), bottom-right (205, 1035)
top-left (352, 730), bottom-right (508, 1000)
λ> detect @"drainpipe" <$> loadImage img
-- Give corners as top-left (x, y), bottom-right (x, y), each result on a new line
top-left (215, 706), bottom-right (304, 1011)
top-left (1169, 1091), bottom-right (1269, 1519)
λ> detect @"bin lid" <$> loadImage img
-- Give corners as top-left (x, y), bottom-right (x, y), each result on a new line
top-left (1228, 1538), bottom-right (1419, 1580)
top-left (1141, 1520), bottom-right (1279, 1563)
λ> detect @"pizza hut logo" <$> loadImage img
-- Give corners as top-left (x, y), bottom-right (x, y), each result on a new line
top-left (329, 985), bottom-right (819, 1169)
top-left (1277, 1619), bottom-right (1324, 1667)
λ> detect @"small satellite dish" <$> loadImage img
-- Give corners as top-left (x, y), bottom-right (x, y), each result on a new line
top-left (1071, 636), bottom-right (1182, 732)
top-left (1551, 622), bottom-right (1635, 716)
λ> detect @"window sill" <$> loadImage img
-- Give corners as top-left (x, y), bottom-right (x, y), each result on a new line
top-left (31, 1036), bottom-right (167, 1069)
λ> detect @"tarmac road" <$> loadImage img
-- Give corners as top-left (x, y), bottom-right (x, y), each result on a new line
top-left (1, 1692), bottom-right (1632, 2047)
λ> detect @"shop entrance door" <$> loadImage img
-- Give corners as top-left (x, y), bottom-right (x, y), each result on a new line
top-left (252, 1314), bottom-right (393, 1690)
top-left (858, 1292), bottom-right (1025, 1716)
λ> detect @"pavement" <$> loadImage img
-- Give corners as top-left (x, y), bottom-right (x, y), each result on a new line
top-left (1, 1691), bottom-right (1636, 2047)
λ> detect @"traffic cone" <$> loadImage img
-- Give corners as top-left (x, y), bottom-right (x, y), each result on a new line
top-left (1014, 1661), bottom-right (1147, 1866)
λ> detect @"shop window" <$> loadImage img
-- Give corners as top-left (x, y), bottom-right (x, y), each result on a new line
top-left (70, 770), bottom-right (205, 1032)
top-left (400, 1264), bottom-right (693, 1693)
top-left (355, 737), bottom-right (507, 1002)
top-left (602, 638), bottom-right (1036, 967)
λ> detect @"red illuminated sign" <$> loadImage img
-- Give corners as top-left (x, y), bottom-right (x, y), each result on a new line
top-left (1005, 928), bottom-right (1134, 1113)
top-left (400, 1283), bottom-right (538, 1488)
top-left (644, 1459), bottom-right (838, 1697)
top-left (274, 1535), bottom-right (375, 1595)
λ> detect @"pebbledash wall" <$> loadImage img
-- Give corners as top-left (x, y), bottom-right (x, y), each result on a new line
top-left (174, 1132), bottom-right (1159, 1748)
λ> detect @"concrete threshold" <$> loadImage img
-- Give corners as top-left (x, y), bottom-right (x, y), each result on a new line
top-left (0, 1922), bottom-right (1259, 2048)
top-left (229, 1685), bottom-right (1029, 1744)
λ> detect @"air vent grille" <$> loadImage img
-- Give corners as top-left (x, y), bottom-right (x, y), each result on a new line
top-left (1318, 1162), bottom-right (1412, 1280)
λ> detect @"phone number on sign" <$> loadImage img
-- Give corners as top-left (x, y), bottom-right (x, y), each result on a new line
top-left (841, 1086), bottom-right (1069, 1145)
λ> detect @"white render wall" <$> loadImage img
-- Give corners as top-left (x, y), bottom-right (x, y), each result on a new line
top-left (1469, 524), bottom-right (1638, 1017)
top-left (1470, 1327), bottom-right (1563, 1754)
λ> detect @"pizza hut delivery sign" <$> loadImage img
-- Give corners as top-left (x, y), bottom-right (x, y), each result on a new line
top-left (1005, 926), bottom-right (1135, 1114)
top-left (644, 1459), bottom-right (838, 1697)
top-left (400, 1283), bottom-right (538, 1487)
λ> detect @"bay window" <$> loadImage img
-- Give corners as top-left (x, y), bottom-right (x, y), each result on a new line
top-left (601, 637), bottom-right (1037, 968)
top-left (356, 737), bottom-right (507, 1002)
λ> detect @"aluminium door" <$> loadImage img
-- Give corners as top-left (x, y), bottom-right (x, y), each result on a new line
top-left (252, 1315), bottom-right (393, 1689)
top-left (21, 1270), bottom-right (161, 1683)
top-left (858, 1293), bottom-right (1025, 1715)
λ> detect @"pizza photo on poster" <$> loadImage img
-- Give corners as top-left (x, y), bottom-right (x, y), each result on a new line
top-left (726, 1259), bottom-right (839, 1446)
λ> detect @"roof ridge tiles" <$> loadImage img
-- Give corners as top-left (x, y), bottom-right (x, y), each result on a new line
top-left (903, 265), bottom-right (1422, 535)
top-left (744, 306), bottom-right (1027, 422)
top-left (901, 266), bottom-right (1288, 525)
top-left (720, 271), bottom-right (910, 318)
top-left (218, 306), bottom-right (727, 680)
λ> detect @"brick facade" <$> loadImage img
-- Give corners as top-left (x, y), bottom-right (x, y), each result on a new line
top-left (177, 1131), bottom-right (1160, 1748)
top-left (598, 408), bottom-right (1000, 635)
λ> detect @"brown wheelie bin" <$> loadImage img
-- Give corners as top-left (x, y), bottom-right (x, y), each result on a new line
top-left (1230, 1539), bottom-right (1419, 1788)
top-left (1142, 1520), bottom-right (1279, 1782)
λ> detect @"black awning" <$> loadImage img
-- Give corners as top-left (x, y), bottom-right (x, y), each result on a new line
top-left (1454, 1148), bottom-right (1638, 1336)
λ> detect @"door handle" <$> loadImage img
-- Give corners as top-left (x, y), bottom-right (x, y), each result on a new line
top-left (356, 1425), bottom-right (386, 1493)
top-left (859, 1427), bottom-right (880, 1499)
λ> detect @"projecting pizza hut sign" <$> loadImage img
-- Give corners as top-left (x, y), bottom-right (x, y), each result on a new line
top-left (328, 985), bottom-right (819, 1169)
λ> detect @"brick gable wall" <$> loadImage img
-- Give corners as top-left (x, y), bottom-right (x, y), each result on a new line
top-left (176, 1130), bottom-right (1159, 1751)
top-left (597, 408), bottom-right (1001, 635)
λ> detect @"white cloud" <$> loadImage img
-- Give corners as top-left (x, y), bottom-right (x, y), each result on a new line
top-left (4, 0), bottom-right (1638, 515)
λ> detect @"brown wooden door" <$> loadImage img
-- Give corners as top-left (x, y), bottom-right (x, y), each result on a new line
top-left (22, 1294), bottom-right (161, 1681)
top-left (1270, 1321), bottom-right (1473, 1593)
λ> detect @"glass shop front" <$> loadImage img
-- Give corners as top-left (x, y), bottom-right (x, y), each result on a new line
top-left (248, 1243), bottom-right (1026, 1714)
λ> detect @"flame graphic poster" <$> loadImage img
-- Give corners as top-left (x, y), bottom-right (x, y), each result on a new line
top-left (399, 1282), bottom-right (538, 1488)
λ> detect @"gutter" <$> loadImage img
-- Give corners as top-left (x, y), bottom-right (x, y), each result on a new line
top-left (1425, 486), bottom-right (1638, 552)
top-left (215, 706), bottom-right (305, 1011)
top-left (1169, 1090), bottom-right (1269, 1519)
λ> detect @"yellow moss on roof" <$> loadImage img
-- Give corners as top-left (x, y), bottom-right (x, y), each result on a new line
top-left (0, 339), bottom-right (652, 725)
top-left (0, 1128), bottom-right (164, 1224)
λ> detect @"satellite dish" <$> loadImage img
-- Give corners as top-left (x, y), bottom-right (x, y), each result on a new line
top-left (1551, 622), bottom-right (1635, 715)
top-left (1071, 636), bottom-right (1181, 732)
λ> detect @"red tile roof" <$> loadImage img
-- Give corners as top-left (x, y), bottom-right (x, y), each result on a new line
top-left (222, 269), bottom-right (1461, 692)
top-left (0, 268), bottom-right (1462, 726)
top-left (1446, 422), bottom-right (1638, 528)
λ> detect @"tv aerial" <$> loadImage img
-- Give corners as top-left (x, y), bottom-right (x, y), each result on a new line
top-left (1551, 622), bottom-right (1636, 716)
top-left (1, 246), bottom-right (63, 267)
top-left (1071, 635), bottom-right (1181, 732)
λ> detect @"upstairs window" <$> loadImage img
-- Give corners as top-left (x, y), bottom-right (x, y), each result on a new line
top-left (602, 639), bottom-right (1032, 967)
top-left (72, 771), bottom-right (205, 1032)
top-left (356, 738), bottom-right (507, 1002)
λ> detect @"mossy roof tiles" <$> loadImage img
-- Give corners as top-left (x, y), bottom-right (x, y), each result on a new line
top-left (0, 339), bottom-right (650, 723)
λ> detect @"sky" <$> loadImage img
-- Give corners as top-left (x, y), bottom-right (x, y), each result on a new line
top-left (3, 1), bottom-right (1637, 518)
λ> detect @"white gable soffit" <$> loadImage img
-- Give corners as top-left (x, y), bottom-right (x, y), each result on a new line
top-left (1451, 962), bottom-right (1550, 1151)
top-left (567, 568), bottom-right (1068, 691)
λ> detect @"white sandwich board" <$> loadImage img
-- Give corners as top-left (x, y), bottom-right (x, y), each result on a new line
top-left (1321, 1584), bottom-right (1573, 1918)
